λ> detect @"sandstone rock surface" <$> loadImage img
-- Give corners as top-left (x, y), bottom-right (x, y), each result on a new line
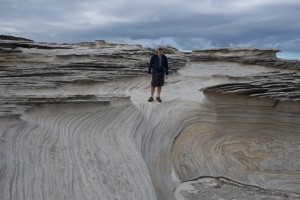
top-left (0, 36), bottom-right (299, 200)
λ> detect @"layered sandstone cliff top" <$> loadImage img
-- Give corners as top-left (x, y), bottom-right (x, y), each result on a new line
top-left (0, 36), bottom-right (299, 112)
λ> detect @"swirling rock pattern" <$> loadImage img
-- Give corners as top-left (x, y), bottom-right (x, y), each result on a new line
top-left (0, 36), bottom-right (299, 199)
top-left (172, 97), bottom-right (300, 199)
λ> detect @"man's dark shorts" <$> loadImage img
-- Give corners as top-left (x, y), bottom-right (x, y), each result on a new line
top-left (151, 74), bottom-right (165, 87)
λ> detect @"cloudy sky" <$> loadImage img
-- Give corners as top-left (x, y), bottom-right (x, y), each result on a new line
top-left (1, 0), bottom-right (300, 58)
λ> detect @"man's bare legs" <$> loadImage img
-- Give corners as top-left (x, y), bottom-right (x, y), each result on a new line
top-left (157, 86), bottom-right (161, 97)
top-left (151, 86), bottom-right (155, 97)
top-left (149, 86), bottom-right (162, 102)
top-left (150, 86), bottom-right (161, 97)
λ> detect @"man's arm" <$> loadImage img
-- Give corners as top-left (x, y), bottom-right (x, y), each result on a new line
top-left (164, 55), bottom-right (169, 75)
top-left (148, 55), bottom-right (154, 74)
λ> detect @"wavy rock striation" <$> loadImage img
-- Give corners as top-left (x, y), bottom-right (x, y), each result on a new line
top-left (173, 92), bottom-right (300, 199)
top-left (0, 36), bottom-right (299, 200)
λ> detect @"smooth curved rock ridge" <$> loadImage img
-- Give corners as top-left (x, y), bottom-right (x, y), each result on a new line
top-left (0, 36), bottom-right (300, 199)
top-left (189, 48), bottom-right (300, 71)
top-left (203, 72), bottom-right (300, 101)
top-left (193, 47), bottom-right (279, 58)
top-left (0, 94), bottom-right (128, 117)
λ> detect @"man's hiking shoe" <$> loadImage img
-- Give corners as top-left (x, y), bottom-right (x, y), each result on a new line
top-left (148, 97), bottom-right (154, 102)
top-left (156, 97), bottom-right (162, 102)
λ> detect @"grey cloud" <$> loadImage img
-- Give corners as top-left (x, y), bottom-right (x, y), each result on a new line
top-left (1, 0), bottom-right (300, 54)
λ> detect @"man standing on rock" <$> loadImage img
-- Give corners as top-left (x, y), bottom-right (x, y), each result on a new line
top-left (148, 47), bottom-right (169, 102)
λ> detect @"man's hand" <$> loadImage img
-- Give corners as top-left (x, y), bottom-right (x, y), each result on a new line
top-left (148, 74), bottom-right (151, 79)
top-left (165, 75), bottom-right (168, 79)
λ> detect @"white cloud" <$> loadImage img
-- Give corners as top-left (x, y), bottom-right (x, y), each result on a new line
top-left (106, 37), bottom-right (214, 52)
